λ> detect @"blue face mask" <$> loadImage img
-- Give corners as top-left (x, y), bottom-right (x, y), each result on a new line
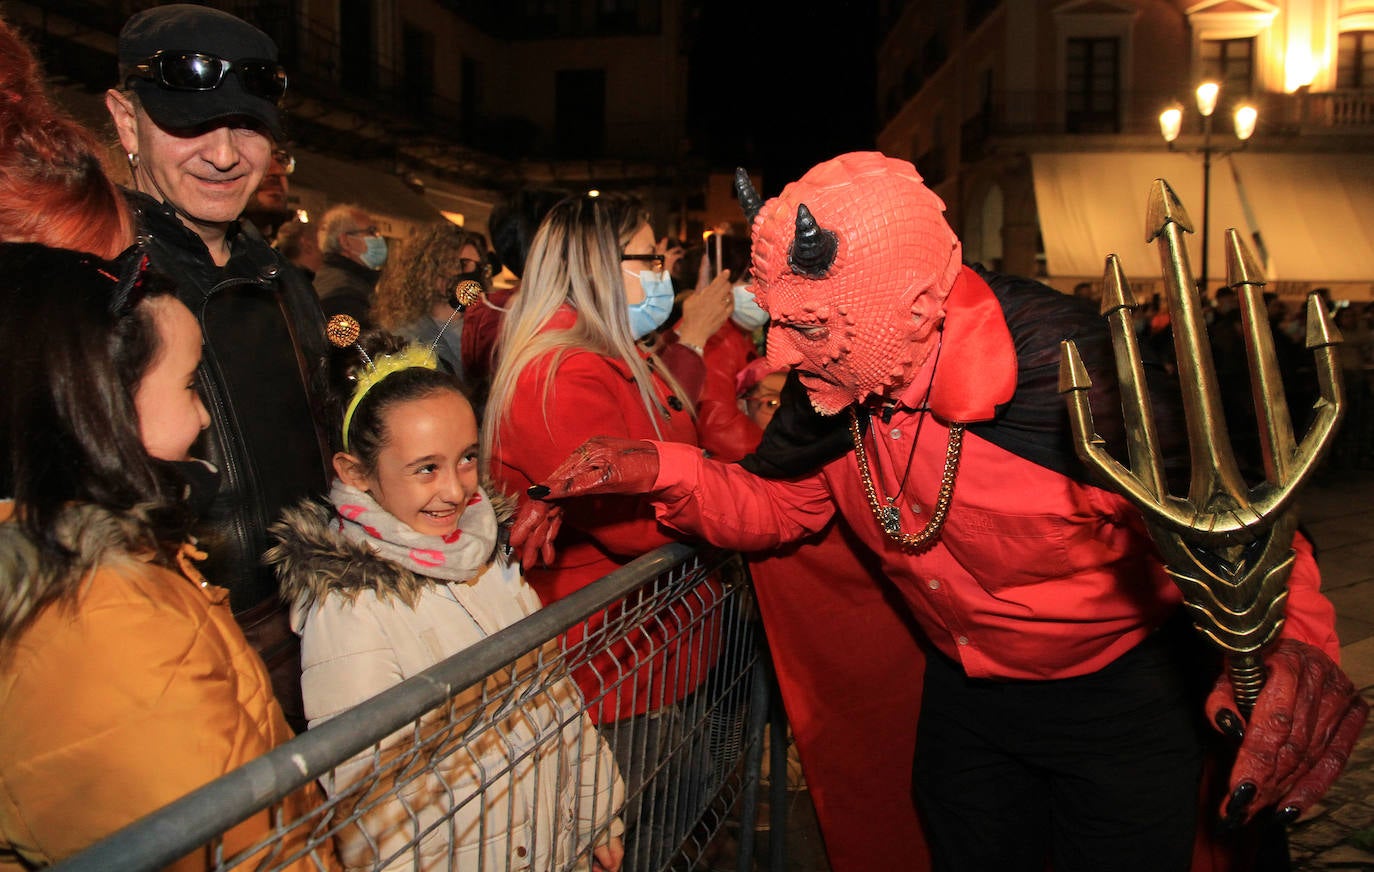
top-left (730, 285), bottom-right (769, 330)
top-left (360, 236), bottom-right (388, 270)
top-left (625, 270), bottom-right (675, 339)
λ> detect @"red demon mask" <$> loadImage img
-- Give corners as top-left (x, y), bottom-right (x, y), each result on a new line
top-left (739, 152), bottom-right (961, 415)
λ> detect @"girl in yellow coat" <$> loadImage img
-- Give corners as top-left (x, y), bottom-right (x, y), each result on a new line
top-left (0, 244), bottom-right (326, 871)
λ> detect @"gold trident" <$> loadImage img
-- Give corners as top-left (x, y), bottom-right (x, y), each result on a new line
top-left (1058, 179), bottom-right (1345, 715)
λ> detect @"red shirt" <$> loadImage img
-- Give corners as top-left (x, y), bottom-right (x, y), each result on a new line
top-left (647, 274), bottom-right (1338, 679)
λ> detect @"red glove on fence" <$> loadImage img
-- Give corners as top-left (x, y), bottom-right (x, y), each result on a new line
top-left (509, 437), bottom-right (663, 569)
top-left (1206, 639), bottom-right (1368, 826)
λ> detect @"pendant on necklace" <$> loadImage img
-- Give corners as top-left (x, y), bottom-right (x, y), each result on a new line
top-left (879, 499), bottom-right (902, 535)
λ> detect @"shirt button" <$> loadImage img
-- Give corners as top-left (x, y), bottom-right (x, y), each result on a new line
top-left (889, 428), bottom-right (902, 439)
top-left (515, 846), bottom-right (527, 858)
top-left (927, 578), bottom-right (940, 591)
top-left (957, 635), bottom-right (969, 646)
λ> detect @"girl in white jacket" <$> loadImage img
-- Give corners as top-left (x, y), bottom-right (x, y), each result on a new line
top-left (268, 325), bottom-right (624, 872)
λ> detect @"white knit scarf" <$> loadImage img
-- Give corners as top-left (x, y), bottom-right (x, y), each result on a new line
top-left (328, 479), bottom-right (499, 583)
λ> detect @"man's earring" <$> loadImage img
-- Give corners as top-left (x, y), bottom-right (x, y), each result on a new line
top-left (127, 152), bottom-right (140, 172)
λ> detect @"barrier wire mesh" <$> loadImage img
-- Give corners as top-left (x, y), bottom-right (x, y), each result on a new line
top-left (55, 544), bottom-right (780, 872)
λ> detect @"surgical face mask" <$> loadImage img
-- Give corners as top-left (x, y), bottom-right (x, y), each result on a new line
top-left (731, 285), bottom-right (769, 330)
top-left (360, 236), bottom-right (388, 270)
top-left (625, 269), bottom-right (675, 339)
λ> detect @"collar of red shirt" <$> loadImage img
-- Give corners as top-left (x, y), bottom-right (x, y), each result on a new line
top-left (895, 265), bottom-right (1017, 424)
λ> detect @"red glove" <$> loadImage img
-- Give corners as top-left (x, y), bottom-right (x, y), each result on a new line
top-left (509, 501), bottom-right (563, 570)
top-left (1206, 639), bottom-right (1369, 826)
top-left (508, 437), bottom-right (663, 570)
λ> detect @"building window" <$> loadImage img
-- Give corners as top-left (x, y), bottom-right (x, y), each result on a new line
top-left (1337, 31), bottom-right (1374, 89)
top-left (1200, 37), bottom-right (1254, 96)
top-left (966, 0), bottom-right (999, 32)
top-left (902, 59), bottom-right (923, 99)
top-left (918, 111), bottom-right (947, 186)
top-left (461, 56), bottom-right (479, 134)
top-left (885, 85), bottom-right (903, 120)
top-left (519, 0), bottom-right (559, 36)
top-left (339, 0), bottom-right (375, 92)
top-left (555, 69), bottom-right (606, 157)
top-left (597, 0), bottom-right (642, 33)
top-left (401, 23), bottom-right (435, 114)
top-left (921, 31), bottom-right (948, 78)
top-left (1065, 37), bottom-right (1119, 133)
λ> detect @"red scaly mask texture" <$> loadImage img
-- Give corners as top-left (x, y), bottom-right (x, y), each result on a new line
top-left (751, 152), bottom-right (962, 415)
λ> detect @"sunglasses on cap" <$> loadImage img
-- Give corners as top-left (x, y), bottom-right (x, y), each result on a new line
top-left (125, 50), bottom-right (288, 103)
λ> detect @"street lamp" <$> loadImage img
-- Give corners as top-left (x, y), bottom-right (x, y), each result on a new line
top-left (1158, 81), bottom-right (1258, 292)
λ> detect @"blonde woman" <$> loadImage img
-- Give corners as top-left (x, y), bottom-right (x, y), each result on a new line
top-left (483, 193), bottom-right (729, 870)
top-left (372, 223), bottom-right (492, 386)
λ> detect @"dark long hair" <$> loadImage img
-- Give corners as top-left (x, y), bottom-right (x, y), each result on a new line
top-left (0, 243), bottom-right (188, 642)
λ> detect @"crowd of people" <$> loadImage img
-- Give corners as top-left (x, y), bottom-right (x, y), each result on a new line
top-left (1078, 280), bottom-right (1374, 474)
top-left (0, 5), bottom-right (1369, 872)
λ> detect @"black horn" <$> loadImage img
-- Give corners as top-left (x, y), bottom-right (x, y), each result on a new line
top-left (734, 167), bottom-right (763, 223)
top-left (788, 203), bottom-right (838, 278)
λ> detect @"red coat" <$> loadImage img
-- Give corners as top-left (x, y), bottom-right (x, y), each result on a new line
top-left (689, 324), bottom-right (931, 871)
top-left (745, 523), bottom-right (930, 872)
top-left (694, 323), bottom-right (761, 462)
top-left (459, 285), bottom-right (514, 388)
top-left (489, 306), bottom-right (717, 722)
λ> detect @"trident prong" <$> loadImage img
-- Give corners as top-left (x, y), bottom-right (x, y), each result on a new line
top-left (1227, 229), bottom-right (1292, 487)
top-left (1058, 178), bottom-right (1345, 714)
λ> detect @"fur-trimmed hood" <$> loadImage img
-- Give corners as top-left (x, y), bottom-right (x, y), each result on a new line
top-left (0, 501), bottom-right (165, 643)
top-left (265, 486), bottom-right (517, 611)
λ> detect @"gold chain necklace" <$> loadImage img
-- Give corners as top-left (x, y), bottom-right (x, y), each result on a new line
top-left (849, 407), bottom-right (964, 549)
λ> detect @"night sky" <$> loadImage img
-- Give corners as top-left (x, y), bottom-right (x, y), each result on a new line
top-left (685, 1), bottom-right (878, 195)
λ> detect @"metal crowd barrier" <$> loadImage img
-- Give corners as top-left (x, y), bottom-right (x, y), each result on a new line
top-left (56, 544), bottom-right (787, 872)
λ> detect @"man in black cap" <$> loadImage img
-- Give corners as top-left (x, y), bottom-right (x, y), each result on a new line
top-left (105, 4), bottom-right (329, 729)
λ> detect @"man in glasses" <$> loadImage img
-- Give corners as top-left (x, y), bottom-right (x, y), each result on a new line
top-left (314, 204), bottom-right (387, 326)
top-left (245, 149), bottom-right (296, 244)
top-left (104, 4), bottom-right (330, 730)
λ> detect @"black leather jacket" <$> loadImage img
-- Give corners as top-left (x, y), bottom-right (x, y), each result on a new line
top-left (127, 190), bottom-right (332, 612)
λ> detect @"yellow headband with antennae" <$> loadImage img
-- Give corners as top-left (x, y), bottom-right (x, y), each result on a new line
top-left (327, 315), bottom-right (440, 451)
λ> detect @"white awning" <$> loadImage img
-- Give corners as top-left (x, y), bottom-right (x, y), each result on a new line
top-left (1031, 152), bottom-right (1374, 291)
top-left (289, 148), bottom-right (444, 240)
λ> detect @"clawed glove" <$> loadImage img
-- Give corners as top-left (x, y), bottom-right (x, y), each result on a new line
top-left (508, 501), bottom-right (563, 570)
top-left (508, 437), bottom-right (663, 570)
top-left (1206, 638), bottom-right (1369, 826)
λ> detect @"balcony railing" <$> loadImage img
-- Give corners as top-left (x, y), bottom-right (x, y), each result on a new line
top-left (1297, 90), bottom-right (1374, 128)
top-left (955, 88), bottom-right (1374, 158)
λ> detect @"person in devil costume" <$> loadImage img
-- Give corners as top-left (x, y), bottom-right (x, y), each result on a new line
top-left (506, 153), bottom-right (1367, 871)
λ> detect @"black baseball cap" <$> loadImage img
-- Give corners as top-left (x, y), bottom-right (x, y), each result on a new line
top-left (117, 4), bottom-right (284, 140)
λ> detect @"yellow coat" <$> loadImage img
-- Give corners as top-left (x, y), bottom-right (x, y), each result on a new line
top-left (0, 502), bottom-right (329, 870)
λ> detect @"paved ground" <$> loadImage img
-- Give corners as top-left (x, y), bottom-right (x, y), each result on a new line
top-left (756, 466), bottom-right (1374, 872)
top-left (1286, 465), bottom-right (1374, 870)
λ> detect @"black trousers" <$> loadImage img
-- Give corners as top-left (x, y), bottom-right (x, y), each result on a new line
top-left (913, 623), bottom-right (1207, 872)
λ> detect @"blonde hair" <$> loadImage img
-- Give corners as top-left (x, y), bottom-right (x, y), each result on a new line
top-left (482, 193), bottom-right (690, 466)
top-left (371, 223), bottom-right (489, 330)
